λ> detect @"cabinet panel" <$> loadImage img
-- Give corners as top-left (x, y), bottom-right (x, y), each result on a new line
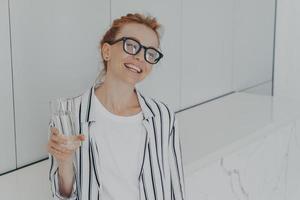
top-left (274, 0), bottom-right (300, 100)
top-left (181, 0), bottom-right (234, 108)
top-left (0, 0), bottom-right (16, 173)
top-left (181, 0), bottom-right (275, 108)
top-left (9, 0), bottom-right (110, 166)
top-left (233, 0), bottom-right (275, 92)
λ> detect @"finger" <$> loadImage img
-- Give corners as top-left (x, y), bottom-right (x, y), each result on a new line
top-left (50, 127), bottom-right (59, 135)
top-left (61, 141), bottom-right (82, 151)
top-left (69, 134), bottom-right (85, 142)
top-left (51, 134), bottom-right (68, 145)
top-left (52, 135), bottom-right (81, 150)
top-left (48, 142), bottom-right (73, 159)
top-left (49, 146), bottom-right (73, 162)
top-left (48, 145), bottom-right (62, 157)
top-left (78, 134), bottom-right (86, 141)
top-left (50, 148), bottom-right (64, 161)
top-left (50, 142), bottom-right (72, 154)
top-left (49, 142), bottom-right (64, 154)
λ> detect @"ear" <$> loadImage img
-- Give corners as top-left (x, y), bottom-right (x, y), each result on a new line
top-left (102, 43), bottom-right (111, 61)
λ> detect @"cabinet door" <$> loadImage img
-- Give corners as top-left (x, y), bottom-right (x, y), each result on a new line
top-left (181, 0), bottom-right (234, 108)
top-left (274, 0), bottom-right (300, 100)
top-left (0, 0), bottom-right (16, 174)
top-left (111, 0), bottom-right (182, 111)
top-left (232, 0), bottom-right (275, 93)
top-left (9, 0), bottom-right (110, 167)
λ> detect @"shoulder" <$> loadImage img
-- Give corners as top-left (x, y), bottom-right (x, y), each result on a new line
top-left (71, 85), bottom-right (93, 106)
top-left (154, 97), bottom-right (175, 117)
top-left (67, 86), bottom-right (92, 121)
top-left (142, 94), bottom-right (174, 115)
top-left (143, 95), bottom-right (176, 128)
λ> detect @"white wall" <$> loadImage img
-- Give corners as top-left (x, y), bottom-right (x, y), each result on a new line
top-left (274, 0), bottom-right (300, 101)
top-left (181, 0), bottom-right (275, 109)
top-left (181, 0), bottom-right (234, 109)
top-left (0, 0), bottom-right (16, 173)
top-left (9, 0), bottom-right (110, 167)
top-left (0, 0), bottom-right (276, 173)
top-left (233, 0), bottom-right (275, 92)
top-left (242, 81), bottom-right (273, 96)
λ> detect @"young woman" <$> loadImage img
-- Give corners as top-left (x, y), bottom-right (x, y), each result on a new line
top-left (47, 13), bottom-right (186, 200)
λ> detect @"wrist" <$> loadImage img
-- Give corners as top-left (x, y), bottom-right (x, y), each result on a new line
top-left (58, 159), bottom-right (73, 168)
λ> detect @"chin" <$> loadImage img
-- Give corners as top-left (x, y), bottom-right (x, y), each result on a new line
top-left (121, 77), bottom-right (139, 86)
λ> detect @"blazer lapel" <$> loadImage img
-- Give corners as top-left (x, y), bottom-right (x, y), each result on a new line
top-left (75, 86), bottom-right (94, 199)
top-left (136, 89), bottom-right (166, 200)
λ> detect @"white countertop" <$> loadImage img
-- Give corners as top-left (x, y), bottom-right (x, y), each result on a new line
top-left (177, 92), bottom-right (300, 176)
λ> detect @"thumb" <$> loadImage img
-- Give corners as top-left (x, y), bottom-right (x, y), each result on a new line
top-left (50, 127), bottom-right (59, 134)
top-left (78, 134), bottom-right (85, 141)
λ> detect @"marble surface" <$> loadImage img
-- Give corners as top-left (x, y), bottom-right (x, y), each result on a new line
top-left (178, 92), bottom-right (300, 200)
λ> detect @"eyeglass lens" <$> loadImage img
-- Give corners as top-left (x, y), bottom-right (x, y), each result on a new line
top-left (124, 38), bottom-right (160, 64)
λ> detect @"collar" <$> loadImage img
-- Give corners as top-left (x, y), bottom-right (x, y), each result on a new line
top-left (80, 81), bottom-right (155, 123)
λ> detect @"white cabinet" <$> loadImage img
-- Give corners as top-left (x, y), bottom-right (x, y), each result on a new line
top-left (9, 0), bottom-right (110, 167)
top-left (233, 0), bottom-right (275, 92)
top-left (111, 0), bottom-right (182, 111)
top-left (274, 0), bottom-right (300, 101)
top-left (181, 0), bottom-right (235, 108)
top-left (0, 0), bottom-right (16, 174)
top-left (181, 0), bottom-right (275, 108)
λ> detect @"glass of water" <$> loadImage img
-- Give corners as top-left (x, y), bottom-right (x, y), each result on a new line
top-left (49, 97), bottom-right (81, 149)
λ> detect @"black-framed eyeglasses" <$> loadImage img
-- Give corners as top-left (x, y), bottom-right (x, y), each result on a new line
top-left (108, 36), bottom-right (163, 64)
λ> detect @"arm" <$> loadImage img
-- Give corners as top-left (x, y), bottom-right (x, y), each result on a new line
top-left (58, 162), bottom-right (76, 197)
top-left (168, 114), bottom-right (186, 200)
top-left (48, 121), bottom-right (78, 200)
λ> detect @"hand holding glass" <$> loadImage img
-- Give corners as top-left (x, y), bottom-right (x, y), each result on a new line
top-left (49, 98), bottom-right (84, 150)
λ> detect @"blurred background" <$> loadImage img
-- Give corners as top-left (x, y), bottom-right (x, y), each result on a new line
top-left (0, 0), bottom-right (299, 199)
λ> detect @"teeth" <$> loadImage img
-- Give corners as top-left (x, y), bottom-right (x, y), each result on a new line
top-left (124, 63), bottom-right (142, 73)
top-left (128, 68), bottom-right (138, 73)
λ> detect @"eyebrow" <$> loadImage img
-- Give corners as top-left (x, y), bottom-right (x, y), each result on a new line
top-left (126, 36), bottom-right (159, 49)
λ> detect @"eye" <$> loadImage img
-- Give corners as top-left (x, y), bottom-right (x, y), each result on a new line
top-left (146, 49), bottom-right (159, 61)
top-left (125, 39), bottom-right (140, 54)
top-left (148, 52), bottom-right (156, 58)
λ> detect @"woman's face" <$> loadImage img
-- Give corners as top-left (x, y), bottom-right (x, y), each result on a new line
top-left (102, 23), bottom-right (160, 85)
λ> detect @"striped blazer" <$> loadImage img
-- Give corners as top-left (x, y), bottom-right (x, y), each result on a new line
top-left (48, 82), bottom-right (186, 200)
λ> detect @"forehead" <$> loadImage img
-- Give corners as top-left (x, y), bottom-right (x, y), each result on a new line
top-left (116, 23), bottom-right (159, 48)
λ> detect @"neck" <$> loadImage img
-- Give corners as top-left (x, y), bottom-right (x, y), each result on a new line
top-left (95, 76), bottom-right (139, 115)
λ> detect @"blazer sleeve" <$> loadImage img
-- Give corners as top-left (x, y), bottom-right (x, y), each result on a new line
top-left (48, 120), bottom-right (78, 200)
top-left (168, 113), bottom-right (186, 200)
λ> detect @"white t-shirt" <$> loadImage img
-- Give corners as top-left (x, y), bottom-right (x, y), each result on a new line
top-left (90, 90), bottom-right (146, 200)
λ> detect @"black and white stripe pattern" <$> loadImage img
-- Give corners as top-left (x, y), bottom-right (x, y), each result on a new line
top-left (48, 83), bottom-right (186, 200)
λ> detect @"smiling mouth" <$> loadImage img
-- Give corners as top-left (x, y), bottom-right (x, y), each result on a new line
top-left (124, 63), bottom-right (143, 74)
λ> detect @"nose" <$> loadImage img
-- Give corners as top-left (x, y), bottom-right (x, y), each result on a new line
top-left (134, 47), bottom-right (145, 62)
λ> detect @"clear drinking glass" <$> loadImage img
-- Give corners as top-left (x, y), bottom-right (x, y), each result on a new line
top-left (49, 97), bottom-right (81, 149)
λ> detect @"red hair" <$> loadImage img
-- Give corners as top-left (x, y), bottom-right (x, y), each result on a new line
top-left (96, 13), bottom-right (162, 83)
